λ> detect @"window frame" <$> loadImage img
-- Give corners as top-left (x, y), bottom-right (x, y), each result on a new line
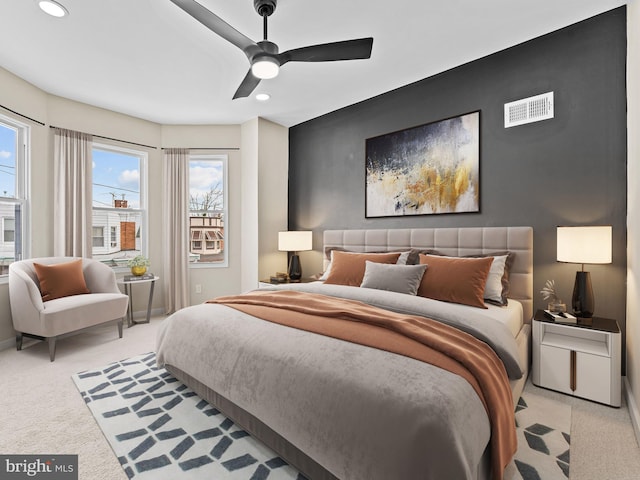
top-left (91, 142), bottom-right (148, 269)
top-left (0, 113), bottom-right (30, 280)
top-left (188, 154), bottom-right (228, 269)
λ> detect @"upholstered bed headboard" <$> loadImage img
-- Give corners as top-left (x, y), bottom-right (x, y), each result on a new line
top-left (323, 226), bottom-right (534, 322)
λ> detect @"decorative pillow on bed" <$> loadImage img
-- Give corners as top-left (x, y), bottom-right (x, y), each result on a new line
top-left (417, 254), bottom-right (493, 308)
top-left (324, 251), bottom-right (402, 286)
top-left (412, 250), bottom-right (515, 306)
top-left (360, 261), bottom-right (428, 295)
top-left (461, 251), bottom-right (516, 306)
top-left (405, 248), bottom-right (442, 266)
top-left (33, 259), bottom-right (90, 302)
top-left (320, 248), bottom-right (410, 281)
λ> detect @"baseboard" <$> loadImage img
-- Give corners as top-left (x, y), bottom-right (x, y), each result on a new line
top-left (0, 335), bottom-right (15, 352)
top-left (130, 307), bottom-right (165, 320)
top-left (624, 377), bottom-right (640, 447)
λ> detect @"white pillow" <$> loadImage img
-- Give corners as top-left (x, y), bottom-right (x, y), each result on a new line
top-left (483, 254), bottom-right (508, 304)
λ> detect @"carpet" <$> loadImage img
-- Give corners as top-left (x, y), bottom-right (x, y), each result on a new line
top-left (508, 386), bottom-right (571, 480)
top-left (72, 353), bottom-right (571, 480)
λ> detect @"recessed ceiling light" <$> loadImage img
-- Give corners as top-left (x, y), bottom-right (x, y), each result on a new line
top-left (256, 93), bottom-right (271, 102)
top-left (38, 0), bottom-right (69, 18)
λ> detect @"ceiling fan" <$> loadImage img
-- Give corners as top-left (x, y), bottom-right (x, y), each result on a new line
top-left (169, 0), bottom-right (374, 99)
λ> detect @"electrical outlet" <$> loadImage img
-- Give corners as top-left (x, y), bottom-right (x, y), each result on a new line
top-left (195, 284), bottom-right (202, 294)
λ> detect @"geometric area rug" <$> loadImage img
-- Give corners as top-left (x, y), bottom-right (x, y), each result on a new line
top-left (72, 352), bottom-right (305, 480)
top-left (505, 382), bottom-right (571, 480)
top-left (73, 352), bottom-right (570, 480)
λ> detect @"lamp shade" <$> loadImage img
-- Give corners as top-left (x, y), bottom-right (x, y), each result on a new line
top-left (557, 226), bottom-right (612, 264)
top-left (278, 231), bottom-right (312, 252)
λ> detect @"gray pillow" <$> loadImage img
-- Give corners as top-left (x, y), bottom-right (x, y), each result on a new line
top-left (360, 261), bottom-right (428, 296)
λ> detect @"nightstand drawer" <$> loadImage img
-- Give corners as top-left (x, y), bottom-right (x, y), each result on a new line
top-left (539, 323), bottom-right (611, 356)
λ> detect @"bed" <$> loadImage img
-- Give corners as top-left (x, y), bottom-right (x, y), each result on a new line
top-left (156, 226), bottom-right (533, 480)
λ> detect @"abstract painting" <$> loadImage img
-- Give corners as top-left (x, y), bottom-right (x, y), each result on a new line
top-left (365, 111), bottom-right (480, 217)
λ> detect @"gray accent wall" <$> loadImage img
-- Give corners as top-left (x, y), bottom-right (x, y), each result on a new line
top-left (288, 8), bottom-right (627, 364)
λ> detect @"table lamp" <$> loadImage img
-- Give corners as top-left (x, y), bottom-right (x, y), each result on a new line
top-left (278, 231), bottom-right (313, 281)
top-left (557, 226), bottom-right (612, 318)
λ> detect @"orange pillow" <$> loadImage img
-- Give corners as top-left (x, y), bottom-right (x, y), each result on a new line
top-left (418, 254), bottom-right (493, 308)
top-left (34, 259), bottom-right (90, 302)
top-left (324, 251), bottom-right (402, 287)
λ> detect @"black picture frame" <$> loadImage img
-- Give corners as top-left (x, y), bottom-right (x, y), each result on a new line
top-left (365, 111), bottom-right (480, 218)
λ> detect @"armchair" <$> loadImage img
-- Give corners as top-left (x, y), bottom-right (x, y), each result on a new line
top-left (8, 257), bottom-right (129, 361)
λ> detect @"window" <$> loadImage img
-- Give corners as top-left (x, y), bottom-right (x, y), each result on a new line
top-left (189, 154), bottom-right (227, 266)
top-left (0, 114), bottom-right (29, 276)
top-left (92, 226), bottom-right (104, 247)
top-left (3, 217), bottom-right (15, 242)
top-left (110, 226), bottom-right (117, 248)
top-left (92, 144), bottom-right (147, 267)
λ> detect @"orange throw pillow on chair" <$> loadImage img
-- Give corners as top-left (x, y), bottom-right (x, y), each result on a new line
top-left (34, 259), bottom-right (90, 302)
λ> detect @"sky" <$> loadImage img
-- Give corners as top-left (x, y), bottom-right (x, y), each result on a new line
top-left (92, 148), bottom-right (141, 208)
top-left (0, 123), bottom-right (16, 198)
top-left (93, 151), bottom-right (223, 212)
top-left (0, 133), bottom-right (224, 212)
top-left (189, 159), bottom-right (224, 211)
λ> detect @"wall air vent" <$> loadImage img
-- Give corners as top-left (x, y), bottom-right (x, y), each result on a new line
top-left (504, 91), bottom-right (554, 128)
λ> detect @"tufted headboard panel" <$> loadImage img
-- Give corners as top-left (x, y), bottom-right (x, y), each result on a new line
top-left (323, 226), bottom-right (534, 322)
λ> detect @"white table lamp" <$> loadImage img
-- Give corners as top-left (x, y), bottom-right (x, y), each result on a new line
top-left (557, 226), bottom-right (612, 318)
top-left (278, 231), bottom-right (313, 281)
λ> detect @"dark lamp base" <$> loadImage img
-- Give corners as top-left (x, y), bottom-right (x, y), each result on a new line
top-left (572, 271), bottom-right (594, 318)
top-left (288, 254), bottom-right (302, 281)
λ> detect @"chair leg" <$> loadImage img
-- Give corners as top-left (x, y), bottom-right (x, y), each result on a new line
top-left (48, 337), bottom-right (57, 362)
top-left (117, 319), bottom-right (123, 339)
top-left (16, 333), bottom-right (23, 351)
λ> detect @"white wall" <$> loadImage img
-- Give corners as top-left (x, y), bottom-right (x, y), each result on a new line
top-left (240, 118), bottom-right (259, 292)
top-left (626, 0), bottom-right (640, 443)
top-left (239, 118), bottom-right (289, 291)
top-left (0, 67), bottom-right (288, 346)
top-left (257, 118), bottom-right (289, 280)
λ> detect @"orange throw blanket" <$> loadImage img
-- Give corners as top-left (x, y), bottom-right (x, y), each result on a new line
top-left (209, 290), bottom-right (516, 479)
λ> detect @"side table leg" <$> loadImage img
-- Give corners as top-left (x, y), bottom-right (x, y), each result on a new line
top-left (125, 284), bottom-right (133, 327)
top-left (145, 280), bottom-right (155, 323)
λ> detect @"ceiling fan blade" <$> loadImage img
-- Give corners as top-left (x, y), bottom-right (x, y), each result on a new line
top-left (233, 70), bottom-right (262, 99)
top-left (278, 37), bottom-right (373, 65)
top-left (169, 0), bottom-right (261, 58)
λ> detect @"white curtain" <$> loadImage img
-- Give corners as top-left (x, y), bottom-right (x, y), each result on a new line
top-left (53, 128), bottom-right (93, 257)
top-left (163, 148), bottom-right (190, 313)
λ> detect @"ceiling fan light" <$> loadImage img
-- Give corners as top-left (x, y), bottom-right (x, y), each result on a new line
top-left (251, 57), bottom-right (279, 80)
top-left (38, 0), bottom-right (68, 17)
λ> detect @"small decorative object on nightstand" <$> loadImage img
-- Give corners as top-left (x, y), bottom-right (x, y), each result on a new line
top-left (540, 279), bottom-right (567, 313)
top-left (532, 309), bottom-right (621, 407)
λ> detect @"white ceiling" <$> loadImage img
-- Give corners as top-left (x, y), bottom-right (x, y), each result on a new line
top-left (0, 0), bottom-right (627, 127)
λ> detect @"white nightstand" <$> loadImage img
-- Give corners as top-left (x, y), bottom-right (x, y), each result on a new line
top-left (532, 310), bottom-right (621, 407)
